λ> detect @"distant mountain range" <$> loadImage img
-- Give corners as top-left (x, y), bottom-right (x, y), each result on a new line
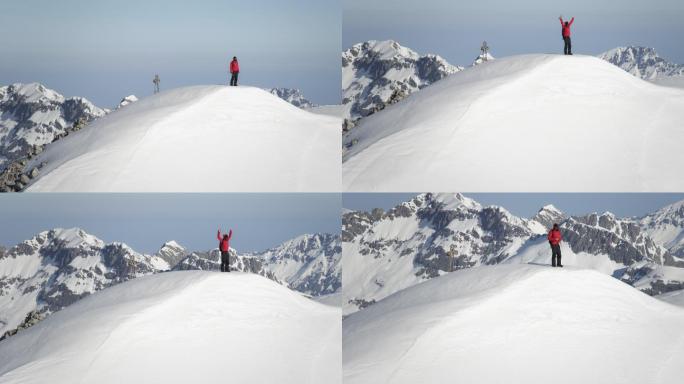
top-left (0, 228), bottom-right (340, 339)
top-left (598, 46), bottom-right (684, 80)
top-left (342, 40), bottom-right (462, 129)
top-left (342, 193), bottom-right (684, 314)
top-left (0, 83), bottom-right (106, 177)
top-left (267, 87), bottom-right (317, 108)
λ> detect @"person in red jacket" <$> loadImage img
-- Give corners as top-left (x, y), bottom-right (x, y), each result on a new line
top-left (559, 16), bottom-right (574, 55)
top-left (217, 229), bottom-right (233, 272)
top-left (229, 56), bottom-right (240, 86)
top-left (547, 223), bottom-right (563, 267)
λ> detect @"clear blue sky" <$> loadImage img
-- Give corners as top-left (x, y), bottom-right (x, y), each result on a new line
top-left (0, 194), bottom-right (341, 254)
top-left (343, 193), bottom-right (684, 219)
top-left (343, 0), bottom-right (684, 66)
top-left (0, 0), bottom-right (341, 107)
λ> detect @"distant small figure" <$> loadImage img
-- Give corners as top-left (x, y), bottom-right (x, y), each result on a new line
top-left (547, 223), bottom-right (563, 267)
top-left (480, 41), bottom-right (489, 62)
top-left (559, 16), bottom-right (575, 55)
top-left (229, 56), bottom-right (240, 86)
top-left (217, 228), bottom-right (233, 272)
top-left (153, 74), bottom-right (161, 94)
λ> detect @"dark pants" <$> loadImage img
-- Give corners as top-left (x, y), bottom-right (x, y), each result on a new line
top-left (220, 251), bottom-right (230, 272)
top-left (563, 37), bottom-right (572, 55)
top-left (551, 244), bottom-right (562, 267)
top-left (230, 72), bottom-right (239, 86)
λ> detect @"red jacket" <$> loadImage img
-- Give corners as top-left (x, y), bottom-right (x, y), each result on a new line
top-left (230, 60), bottom-right (239, 73)
top-left (547, 228), bottom-right (562, 245)
top-left (560, 17), bottom-right (574, 38)
top-left (217, 229), bottom-right (232, 252)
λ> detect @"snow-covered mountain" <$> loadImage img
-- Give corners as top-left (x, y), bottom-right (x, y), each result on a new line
top-left (599, 46), bottom-right (684, 81)
top-left (343, 54), bottom-right (684, 192)
top-left (344, 265), bottom-right (684, 384)
top-left (531, 204), bottom-right (566, 228)
top-left (0, 272), bottom-right (341, 384)
top-left (343, 193), bottom-right (544, 313)
top-left (268, 87), bottom-right (317, 108)
top-left (0, 228), bottom-right (341, 339)
top-left (639, 199), bottom-right (684, 260)
top-left (249, 233), bottom-right (341, 296)
top-left (0, 83), bottom-right (105, 178)
top-left (472, 51), bottom-right (495, 66)
top-left (116, 94), bottom-right (138, 109)
top-left (22, 85), bottom-right (340, 192)
top-left (342, 40), bottom-right (462, 128)
top-left (342, 193), bottom-right (684, 314)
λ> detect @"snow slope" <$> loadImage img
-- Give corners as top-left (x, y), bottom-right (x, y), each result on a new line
top-left (344, 265), bottom-right (684, 384)
top-left (25, 86), bottom-right (340, 192)
top-left (0, 271), bottom-right (341, 384)
top-left (343, 54), bottom-right (684, 191)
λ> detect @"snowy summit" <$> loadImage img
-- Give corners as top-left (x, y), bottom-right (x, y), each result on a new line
top-left (22, 85), bottom-right (341, 192)
top-left (0, 272), bottom-right (341, 384)
top-left (343, 54), bottom-right (684, 192)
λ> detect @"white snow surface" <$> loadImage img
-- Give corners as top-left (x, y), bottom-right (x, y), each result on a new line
top-left (344, 265), bottom-right (684, 384)
top-left (343, 54), bottom-right (684, 191)
top-left (0, 271), bottom-right (341, 384)
top-left (25, 86), bottom-right (341, 192)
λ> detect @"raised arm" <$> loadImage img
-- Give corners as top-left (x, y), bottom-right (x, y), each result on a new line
top-left (559, 16), bottom-right (564, 25)
top-left (569, 17), bottom-right (574, 26)
top-left (227, 229), bottom-right (233, 241)
top-left (217, 229), bottom-right (222, 241)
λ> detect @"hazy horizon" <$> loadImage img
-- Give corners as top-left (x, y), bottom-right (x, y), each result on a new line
top-left (343, 0), bottom-right (684, 67)
top-left (0, 194), bottom-right (341, 254)
top-left (0, 0), bottom-right (341, 107)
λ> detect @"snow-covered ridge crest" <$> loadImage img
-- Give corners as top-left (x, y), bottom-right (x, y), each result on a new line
top-left (0, 272), bottom-right (341, 383)
top-left (22, 85), bottom-right (341, 192)
top-left (344, 265), bottom-right (684, 384)
top-left (343, 54), bottom-right (684, 192)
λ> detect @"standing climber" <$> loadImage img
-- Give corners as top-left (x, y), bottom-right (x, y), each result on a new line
top-left (217, 228), bottom-right (233, 272)
top-left (229, 56), bottom-right (240, 86)
top-left (559, 16), bottom-right (574, 55)
top-left (153, 74), bottom-right (161, 94)
top-left (548, 223), bottom-right (563, 267)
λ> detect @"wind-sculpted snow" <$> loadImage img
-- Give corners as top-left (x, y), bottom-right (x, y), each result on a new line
top-left (24, 85), bottom-right (341, 192)
top-left (0, 272), bottom-right (341, 384)
top-left (343, 193), bottom-right (684, 314)
top-left (343, 265), bottom-right (684, 384)
top-left (343, 54), bottom-right (684, 191)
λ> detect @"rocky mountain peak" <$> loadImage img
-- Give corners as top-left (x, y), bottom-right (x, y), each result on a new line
top-left (598, 46), bottom-right (684, 80)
